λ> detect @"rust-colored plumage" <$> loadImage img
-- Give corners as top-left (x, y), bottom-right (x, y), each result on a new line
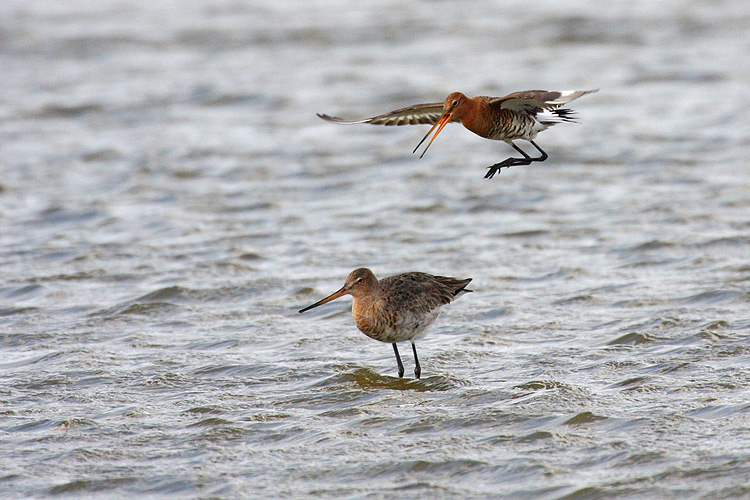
top-left (299, 268), bottom-right (472, 379)
top-left (318, 89), bottom-right (597, 179)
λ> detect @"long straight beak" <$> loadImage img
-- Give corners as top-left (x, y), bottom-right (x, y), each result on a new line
top-left (299, 286), bottom-right (348, 313)
top-left (413, 112), bottom-right (452, 158)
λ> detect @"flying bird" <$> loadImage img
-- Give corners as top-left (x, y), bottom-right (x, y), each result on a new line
top-left (318, 89), bottom-right (597, 179)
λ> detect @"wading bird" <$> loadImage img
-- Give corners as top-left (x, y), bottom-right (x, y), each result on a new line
top-left (299, 268), bottom-right (472, 379)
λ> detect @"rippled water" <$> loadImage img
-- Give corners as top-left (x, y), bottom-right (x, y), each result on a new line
top-left (2, 0), bottom-right (750, 498)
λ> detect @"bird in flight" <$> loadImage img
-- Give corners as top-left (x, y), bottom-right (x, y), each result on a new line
top-left (318, 89), bottom-right (597, 179)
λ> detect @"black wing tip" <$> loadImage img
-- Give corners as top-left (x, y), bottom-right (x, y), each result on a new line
top-left (455, 278), bottom-right (473, 295)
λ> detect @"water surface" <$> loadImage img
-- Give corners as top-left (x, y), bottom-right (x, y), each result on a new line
top-left (1, 0), bottom-right (750, 498)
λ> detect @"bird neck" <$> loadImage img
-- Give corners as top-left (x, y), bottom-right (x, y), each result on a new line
top-left (351, 291), bottom-right (386, 336)
top-left (457, 98), bottom-right (488, 137)
top-left (351, 286), bottom-right (380, 311)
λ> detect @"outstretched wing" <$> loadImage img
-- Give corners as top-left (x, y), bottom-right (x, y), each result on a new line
top-left (490, 89), bottom-right (598, 114)
top-left (317, 102), bottom-right (455, 126)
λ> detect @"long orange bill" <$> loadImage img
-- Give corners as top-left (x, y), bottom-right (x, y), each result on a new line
top-left (413, 112), bottom-right (452, 158)
top-left (299, 286), bottom-right (348, 313)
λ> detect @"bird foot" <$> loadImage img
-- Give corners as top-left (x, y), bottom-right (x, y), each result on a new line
top-left (484, 166), bottom-right (506, 179)
top-left (484, 158), bottom-right (525, 179)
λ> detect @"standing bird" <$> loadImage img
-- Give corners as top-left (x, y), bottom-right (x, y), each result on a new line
top-left (318, 89), bottom-right (597, 179)
top-left (299, 268), bottom-right (472, 379)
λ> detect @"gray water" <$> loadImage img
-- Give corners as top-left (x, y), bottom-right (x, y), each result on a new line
top-left (2, 0), bottom-right (750, 498)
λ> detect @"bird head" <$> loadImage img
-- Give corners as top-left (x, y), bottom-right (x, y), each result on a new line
top-left (414, 92), bottom-right (469, 158)
top-left (299, 268), bottom-right (379, 313)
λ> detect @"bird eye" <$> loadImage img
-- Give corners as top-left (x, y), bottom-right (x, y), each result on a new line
top-left (452, 100), bottom-right (459, 107)
top-left (357, 278), bottom-right (364, 284)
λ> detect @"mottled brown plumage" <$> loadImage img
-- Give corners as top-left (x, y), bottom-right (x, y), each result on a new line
top-left (318, 89), bottom-right (597, 179)
top-left (299, 268), bottom-right (472, 379)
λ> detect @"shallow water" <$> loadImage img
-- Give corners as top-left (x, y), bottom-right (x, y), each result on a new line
top-left (1, 0), bottom-right (750, 498)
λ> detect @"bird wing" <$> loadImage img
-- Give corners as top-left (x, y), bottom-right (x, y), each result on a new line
top-left (317, 102), bottom-right (456, 126)
top-left (490, 89), bottom-right (598, 113)
top-left (381, 273), bottom-right (465, 316)
top-left (376, 273), bottom-right (471, 335)
top-left (433, 276), bottom-right (473, 297)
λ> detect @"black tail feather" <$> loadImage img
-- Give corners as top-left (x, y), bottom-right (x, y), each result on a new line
top-left (552, 108), bottom-right (578, 123)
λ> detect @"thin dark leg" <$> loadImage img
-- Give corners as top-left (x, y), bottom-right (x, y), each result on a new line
top-left (484, 140), bottom-right (549, 179)
top-left (512, 143), bottom-right (532, 159)
top-left (411, 341), bottom-right (421, 379)
top-left (392, 343), bottom-right (404, 378)
top-left (529, 140), bottom-right (548, 162)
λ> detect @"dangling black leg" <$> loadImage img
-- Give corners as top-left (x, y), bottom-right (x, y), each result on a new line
top-left (529, 140), bottom-right (548, 163)
top-left (411, 341), bottom-right (421, 379)
top-left (484, 142), bottom-right (529, 179)
top-left (512, 142), bottom-right (533, 159)
top-left (392, 343), bottom-right (404, 378)
top-left (484, 140), bottom-right (549, 179)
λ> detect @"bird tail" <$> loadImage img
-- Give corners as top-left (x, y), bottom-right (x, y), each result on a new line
top-left (538, 88), bottom-right (597, 127)
top-left (537, 107), bottom-right (579, 127)
top-left (550, 108), bottom-right (578, 123)
top-left (445, 277), bottom-right (473, 297)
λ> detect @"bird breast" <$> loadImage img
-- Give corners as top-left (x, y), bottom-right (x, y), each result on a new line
top-left (351, 297), bottom-right (389, 339)
top-left (352, 297), bottom-right (439, 343)
top-left (486, 110), bottom-right (537, 141)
